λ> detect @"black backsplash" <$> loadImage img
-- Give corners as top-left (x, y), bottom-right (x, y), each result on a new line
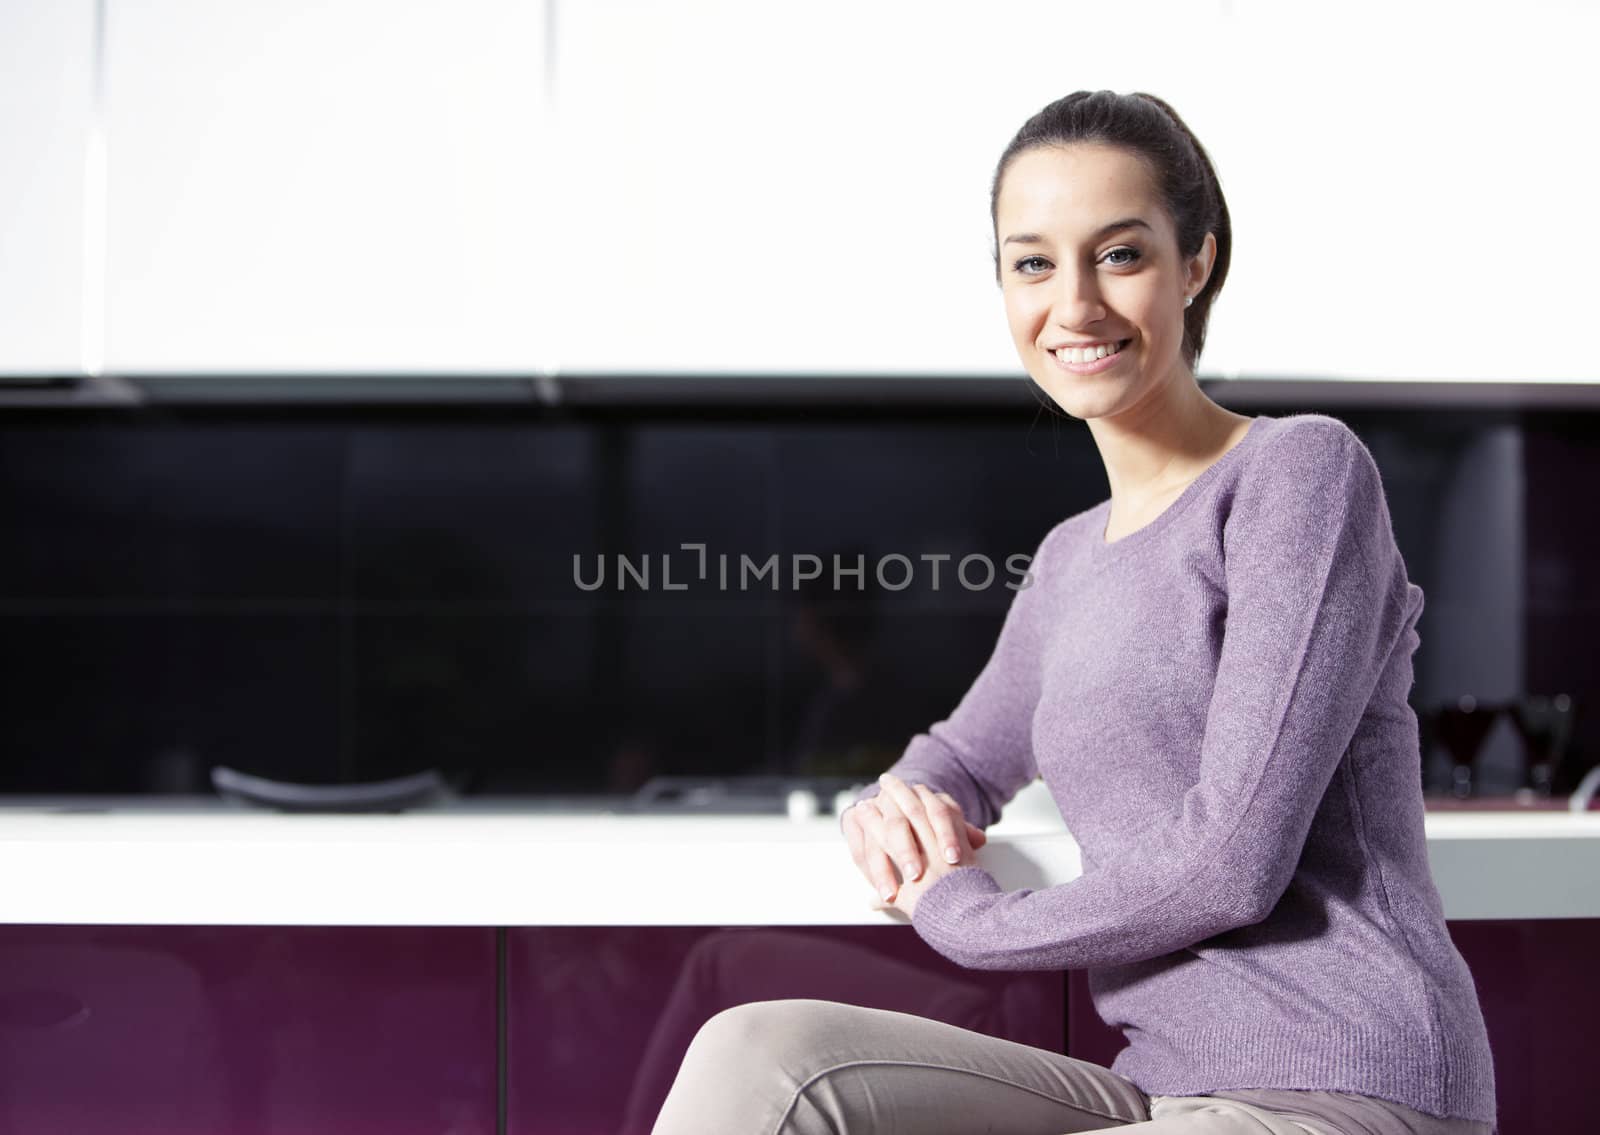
top-left (2, 380), bottom-right (1596, 801)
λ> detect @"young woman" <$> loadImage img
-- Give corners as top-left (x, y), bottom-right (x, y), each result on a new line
top-left (650, 91), bottom-right (1498, 1135)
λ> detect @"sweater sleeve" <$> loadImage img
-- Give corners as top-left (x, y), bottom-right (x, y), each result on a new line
top-left (910, 420), bottom-right (1410, 971)
top-left (839, 523), bottom-right (1060, 832)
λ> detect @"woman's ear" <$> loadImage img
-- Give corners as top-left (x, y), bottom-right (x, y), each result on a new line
top-left (1185, 231), bottom-right (1217, 301)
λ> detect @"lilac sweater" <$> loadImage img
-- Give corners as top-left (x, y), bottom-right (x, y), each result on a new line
top-left (850, 413), bottom-right (1497, 1124)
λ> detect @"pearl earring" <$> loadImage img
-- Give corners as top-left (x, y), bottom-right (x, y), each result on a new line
top-left (1184, 296), bottom-right (1194, 308)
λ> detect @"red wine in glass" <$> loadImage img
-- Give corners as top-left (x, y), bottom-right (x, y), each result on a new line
top-left (1429, 696), bottom-right (1502, 799)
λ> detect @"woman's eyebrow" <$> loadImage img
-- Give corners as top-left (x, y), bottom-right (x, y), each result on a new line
top-left (1001, 217), bottom-right (1153, 247)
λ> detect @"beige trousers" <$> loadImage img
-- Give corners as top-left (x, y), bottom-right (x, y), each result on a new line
top-left (650, 998), bottom-right (1494, 1135)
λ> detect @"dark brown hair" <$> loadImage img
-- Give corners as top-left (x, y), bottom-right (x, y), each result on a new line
top-left (990, 90), bottom-right (1231, 373)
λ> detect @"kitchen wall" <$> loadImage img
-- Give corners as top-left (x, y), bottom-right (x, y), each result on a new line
top-left (2, 380), bottom-right (1596, 802)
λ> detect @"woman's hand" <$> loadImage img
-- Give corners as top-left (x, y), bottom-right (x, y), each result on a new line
top-left (842, 773), bottom-right (985, 918)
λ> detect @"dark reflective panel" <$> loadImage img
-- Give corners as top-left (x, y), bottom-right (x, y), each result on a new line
top-left (0, 614), bottom-right (340, 793)
top-left (348, 612), bottom-right (600, 790)
top-left (346, 423), bottom-right (598, 604)
top-left (507, 926), bottom-right (1064, 1135)
top-left (4, 405), bottom-right (1599, 802)
top-left (0, 926), bottom-right (495, 1134)
top-left (0, 422), bottom-right (341, 601)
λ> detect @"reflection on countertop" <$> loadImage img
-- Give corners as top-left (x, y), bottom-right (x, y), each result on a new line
top-left (1423, 792), bottom-right (1589, 812)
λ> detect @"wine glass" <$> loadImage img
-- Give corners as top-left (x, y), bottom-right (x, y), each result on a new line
top-left (1506, 693), bottom-right (1577, 798)
top-left (1427, 696), bottom-right (1503, 799)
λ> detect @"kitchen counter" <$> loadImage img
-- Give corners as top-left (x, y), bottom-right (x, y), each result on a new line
top-left (3, 784), bottom-right (1598, 925)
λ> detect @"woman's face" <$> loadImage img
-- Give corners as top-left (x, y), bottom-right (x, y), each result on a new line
top-left (994, 143), bottom-right (1214, 422)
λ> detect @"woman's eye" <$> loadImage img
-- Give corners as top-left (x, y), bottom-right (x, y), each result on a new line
top-left (1012, 248), bottom-right (1139, 275)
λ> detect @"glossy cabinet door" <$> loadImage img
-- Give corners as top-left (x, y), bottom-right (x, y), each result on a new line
top-left (0, 926), bottom-right (496, 1135)
top-left (552, 0), bottom-right (1230, 377)
top-left (8, 919), bottom-right (1588, 1133)
top-left (0, 0), bottom-right (92, 376)
top-left (103, 0), bottom-right (553, 373)
top-left (1451, 919), bottom-right (1600, 1135)
top-left (506, 925), bottom-right (1066, 1135)
top-left (555, 1), bottom-right (1600, 384)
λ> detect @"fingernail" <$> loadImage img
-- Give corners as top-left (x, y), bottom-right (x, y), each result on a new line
top-left (902, 860), bottom-right (919, 880)
top-left (879, 886), bottom-right (895, 901)
top-left (944, 847), bottom-right (960, 864)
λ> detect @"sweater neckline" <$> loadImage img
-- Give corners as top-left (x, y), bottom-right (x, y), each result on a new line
top-left (1088, 414), bottom-right (1272, 564)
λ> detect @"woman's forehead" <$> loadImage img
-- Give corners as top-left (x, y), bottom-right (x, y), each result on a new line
top-left (997, 145), bottom-right (1164, 239)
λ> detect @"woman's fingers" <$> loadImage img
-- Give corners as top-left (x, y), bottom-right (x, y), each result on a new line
top-left (872, 777), bottom-right (989, 868)
top-left (841, 802), bottom-right (866, 861)
top-left (874, 774), bottom-right (938, 881)
top-left (912, 783), bottom-right (964, 865)
top-left (841, 777), bottom-right (989, 904)
top-left (945, 793), bottom-right (976, 860)
top-left (842, 801), bottom-right (904, 902)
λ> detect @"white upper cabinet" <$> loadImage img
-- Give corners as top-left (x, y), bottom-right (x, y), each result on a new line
top-left (553, 0), bottom-right (1232, 376)
top-left (1204, 0), bottom-right (1600, 383)
top-left (557, 0), bottom-right (1600, 382)
top-left (0, 0), bottom-right (93, 376)
top-left (81, 0), bottom-right (1599, 379)
top-left (104, 0), bottom-right (551, 373)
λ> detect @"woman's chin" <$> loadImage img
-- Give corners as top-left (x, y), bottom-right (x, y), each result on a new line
top-left (1030, 373), bottom-right (1118, 419)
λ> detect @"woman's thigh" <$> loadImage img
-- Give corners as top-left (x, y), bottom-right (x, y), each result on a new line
top-left (620, 927), bottom-right (1068, 1132)
top-left (652, 996), bottom-right (1152, 1135)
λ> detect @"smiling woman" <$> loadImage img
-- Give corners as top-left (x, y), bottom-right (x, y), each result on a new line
top-left (648, 91), bottom-right (1500, 1135)
top-left (998, 143), bottom-right (1215, 420)
top-left (992, 90), bottom-right (1230, 375)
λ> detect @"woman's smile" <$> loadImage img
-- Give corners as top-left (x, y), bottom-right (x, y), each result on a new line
top-left (1048, 337), bottom-right (1133, 375)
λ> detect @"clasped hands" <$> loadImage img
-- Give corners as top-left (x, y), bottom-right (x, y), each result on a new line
top-left (840, 772), bottom-right (985, 919)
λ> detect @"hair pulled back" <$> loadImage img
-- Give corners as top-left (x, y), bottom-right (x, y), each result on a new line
top-left (990, 90), bottom-right (1231, 372)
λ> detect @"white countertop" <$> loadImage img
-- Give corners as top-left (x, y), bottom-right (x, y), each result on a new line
top-left (2, 783), bottom-right (1597, 926)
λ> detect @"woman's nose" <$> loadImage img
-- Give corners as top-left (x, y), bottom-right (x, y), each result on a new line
top-left (1048, 270), bottom-right (1106, 326)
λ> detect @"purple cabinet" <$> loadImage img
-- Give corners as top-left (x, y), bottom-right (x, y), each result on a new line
top-left (1452, 919), bottom-right (1600, 1134)
top-left (0, 926), bottom-right (496, 1135)
top-left (506, 926), bottom-right (1066, 1135)
top-left (8, 919), bottom-right (1589, 1134)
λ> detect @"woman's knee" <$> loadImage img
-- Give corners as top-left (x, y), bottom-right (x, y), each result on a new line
top-left (683, 998), bottom-right (857, 1078)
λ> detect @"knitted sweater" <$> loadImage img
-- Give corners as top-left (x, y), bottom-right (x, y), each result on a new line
top-left (849, 412), bottom-right (1497, 1125)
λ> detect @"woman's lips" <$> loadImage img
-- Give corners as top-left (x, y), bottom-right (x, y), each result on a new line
top-left (1048, 340), bottom-right (1130, 376)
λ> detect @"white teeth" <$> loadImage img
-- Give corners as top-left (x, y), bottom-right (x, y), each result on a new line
top-left (1054, 340), bottom-right (1125, 365)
